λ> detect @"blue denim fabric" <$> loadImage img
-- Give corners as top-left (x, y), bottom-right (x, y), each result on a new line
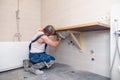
top-left (29, 52), bottom-right (55, 64)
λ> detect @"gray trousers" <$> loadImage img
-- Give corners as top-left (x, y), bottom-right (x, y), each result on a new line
top-left (23, 59), bottom-right (45, 74)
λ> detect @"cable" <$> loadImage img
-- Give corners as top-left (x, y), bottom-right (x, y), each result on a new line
top-left (114, 19), bottom-right (120, 59)
top-left (16, 0), bottom-right (20, 34)
top-left (110, 32), bottom-right (119, 73)
top-left (14, 0), bottom-right (21, 41)
top-left (110, 19), bottom-right (120, 76)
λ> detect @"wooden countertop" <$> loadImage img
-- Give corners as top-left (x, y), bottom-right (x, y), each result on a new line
top-left (55, 22), bottom-right (110, 32)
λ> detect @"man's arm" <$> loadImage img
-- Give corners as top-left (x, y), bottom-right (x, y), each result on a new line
top-left (42, 35), bottom-right (61, 47)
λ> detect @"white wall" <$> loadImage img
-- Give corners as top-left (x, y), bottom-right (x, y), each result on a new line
top-left (42, 0), bottom-right (112, 27)
top-left (0, 0), bottom-right (111, 77)
top-left (0, 0), bottom-right (41, 41)
top-left (50, 31), bottom-right (110, 77)
top-left (42, 0), bottom-right (111, 77)
top-left (110, 3), bottom-right (120, 80)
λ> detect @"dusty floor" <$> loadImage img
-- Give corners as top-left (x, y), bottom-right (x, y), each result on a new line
top-left (0, 63), bottom-right (110, 80)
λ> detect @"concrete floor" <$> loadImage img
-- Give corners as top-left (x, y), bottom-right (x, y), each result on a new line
top-left (0, 63), bottom-right (110, 80)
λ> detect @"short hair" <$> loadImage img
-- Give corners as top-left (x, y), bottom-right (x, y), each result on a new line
top-left (43, 25), bottom-right (55, 35)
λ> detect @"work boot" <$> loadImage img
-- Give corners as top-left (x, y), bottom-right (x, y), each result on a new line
top-left (23, 59), bottom-right (32, 71)
top-left (28, 66), bottom-right (44, 75)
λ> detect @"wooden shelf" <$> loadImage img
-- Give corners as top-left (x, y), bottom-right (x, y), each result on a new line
top-left (55, 22), bottom-right (110, 32)
top-left (55, 22), bottom-right (110, 52)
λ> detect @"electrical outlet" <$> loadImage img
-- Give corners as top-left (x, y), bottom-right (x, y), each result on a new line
top-left (90, 50), bottom-right (94, 54)
top-left (98, 15), bottom-right (109, 20)
top-left (97, 15), bottom-right (110, 24)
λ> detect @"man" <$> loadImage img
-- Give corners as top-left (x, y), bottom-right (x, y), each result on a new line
top-left (23, 25), bottom-right (61, 74)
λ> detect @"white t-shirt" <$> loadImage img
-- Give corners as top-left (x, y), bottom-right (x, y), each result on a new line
top-left (30, 32), bottom-right (46, 53)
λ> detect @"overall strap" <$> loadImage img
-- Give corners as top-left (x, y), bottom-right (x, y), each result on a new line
top-left (29, 34), bottom-right (45, 51)
top-left (44, 43), bottom-right (47, 52)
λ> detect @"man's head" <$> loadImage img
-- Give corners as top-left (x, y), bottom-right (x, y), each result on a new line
top-left (43, 25), bottom-right (55, 36)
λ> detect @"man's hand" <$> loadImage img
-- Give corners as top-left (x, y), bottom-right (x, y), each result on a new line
top-left (56, 32), bottom-right (65, 40)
